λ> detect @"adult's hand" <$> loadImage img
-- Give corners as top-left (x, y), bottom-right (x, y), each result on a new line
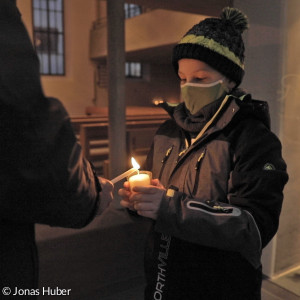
top-left (97, 177), bottom-right (114, 214)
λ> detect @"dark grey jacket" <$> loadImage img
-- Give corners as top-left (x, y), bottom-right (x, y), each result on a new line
top-left (0, 0), bottom-right (101, 291)
top-left (144, 94), bottom-right (288, 299)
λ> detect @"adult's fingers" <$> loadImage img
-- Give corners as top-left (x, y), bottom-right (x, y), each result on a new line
top-left (99, 177), bottom-right (114, 191)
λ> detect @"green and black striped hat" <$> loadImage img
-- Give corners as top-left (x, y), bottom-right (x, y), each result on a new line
top-left (172, 7), bottom-right (249, 86)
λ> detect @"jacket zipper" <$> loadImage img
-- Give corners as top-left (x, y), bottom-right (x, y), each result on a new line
top-left (192, 148), bottom-right (206, 196)
top-left (175, 148), bottom-right (187, 164)
top-left (158, 145), bottom-right (174, 180)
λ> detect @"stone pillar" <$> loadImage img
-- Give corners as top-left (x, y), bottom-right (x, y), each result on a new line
top-left (106, 0), bottom-right (127, 179)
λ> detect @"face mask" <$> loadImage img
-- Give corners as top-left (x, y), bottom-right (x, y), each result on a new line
top-left (181, 79), bottom-right (228, 115)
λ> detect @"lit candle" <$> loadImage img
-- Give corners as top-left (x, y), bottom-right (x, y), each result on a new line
top-left (128, 172), bottom-right (151, 191)
top-left (111, 157), bottom-right (140, 184)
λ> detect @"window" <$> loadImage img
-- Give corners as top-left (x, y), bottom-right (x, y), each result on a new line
top-left (124, 3), bottom-right (141, 19)
top-left (32, 0), bottom-right (65, 75)
top-left (124, 4), bottom-right (142, 78)
top-left (125, 62), bottom-right (142, 78)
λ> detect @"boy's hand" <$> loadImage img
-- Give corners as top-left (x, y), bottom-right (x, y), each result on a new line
top-left (119, 179), bottom-right (166, 220)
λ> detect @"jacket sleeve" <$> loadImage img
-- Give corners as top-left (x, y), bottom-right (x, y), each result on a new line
top-left (228, 119), bottom-right (288, 247)
top-left (0, 98), bottom-right (101, 228)
top-left (154, 120), bottom-right (288, 268)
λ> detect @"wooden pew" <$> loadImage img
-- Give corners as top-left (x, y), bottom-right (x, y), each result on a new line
top-left (85, 105), bottom-right (168, 117)
top-left (71, 116), bottom-right (108, 136)
top-left (79, 119), bottom-right (166, 171)
top-left (71, 105), bottom-right (169, 136)
top-left (79, 122), bottom-right (109, 163)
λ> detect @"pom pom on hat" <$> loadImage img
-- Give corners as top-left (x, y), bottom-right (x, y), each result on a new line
top-left (220, 7), bottom-right (249, 33)
top-left (172, 7), bottom-right (249, 87)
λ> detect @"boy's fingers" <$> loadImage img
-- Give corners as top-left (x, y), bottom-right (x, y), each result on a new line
top-left (120, 200), bottom-right (133, 209)
top-left (134, 201), bottom-right (157, 211)
top-left (118, 188), bottom-right (131, 198)
top-left (132, 186), bottom-right (160, 194)
top-left (136, 210), bottom-right (157, 219)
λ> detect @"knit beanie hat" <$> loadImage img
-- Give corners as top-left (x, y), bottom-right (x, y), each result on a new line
top-left (172, 7), bottom-right (249, 87)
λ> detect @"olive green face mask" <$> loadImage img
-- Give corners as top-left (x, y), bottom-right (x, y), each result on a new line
top-left (181, 79), bottom-right (228, 115)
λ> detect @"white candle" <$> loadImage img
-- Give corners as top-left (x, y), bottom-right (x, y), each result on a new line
top-left (110, 157), bottom-right (140, 184)
top-left (128, 173), bottom-right (151, 191)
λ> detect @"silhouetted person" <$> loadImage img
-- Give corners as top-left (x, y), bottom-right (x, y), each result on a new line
top-left (0, 0), bottom-right (113, 295)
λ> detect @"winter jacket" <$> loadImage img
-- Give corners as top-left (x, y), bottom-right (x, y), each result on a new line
top-left (0, 0), bottom-right (101, 291)
top-left (144, 93), bottom-right (288, 300)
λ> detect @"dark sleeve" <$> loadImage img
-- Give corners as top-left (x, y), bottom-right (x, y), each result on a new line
top-left (0, 0), bottom-right (101, 228)
top-left (228, 119), bottom-right (288, 248)
top-left (0, 98), bottom-right (101, 228)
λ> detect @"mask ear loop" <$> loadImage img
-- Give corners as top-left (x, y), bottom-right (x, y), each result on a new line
top-left (219, 78), bottom-right (232, 93)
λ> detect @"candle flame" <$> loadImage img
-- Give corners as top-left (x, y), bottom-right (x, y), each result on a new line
top-left (131, 157), bottom-right (140, 169)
